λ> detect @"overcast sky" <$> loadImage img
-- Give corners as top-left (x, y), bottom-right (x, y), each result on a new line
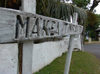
top-left (95, 3), bottom-right (100, 14)
top-left (90, 0), bottom-right (100, 14)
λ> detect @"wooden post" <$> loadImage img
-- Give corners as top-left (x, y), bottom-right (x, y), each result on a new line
top-left (18, 43), bottom-right (23, 74)
top-left (18, 0), bottom-right (36, 74)
top-left (64, 13), bottom-right (78, 74)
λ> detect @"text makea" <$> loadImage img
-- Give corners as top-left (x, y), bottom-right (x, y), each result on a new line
top-left (0, 8), bottom-right (83, 43)
top-left (15, 14), bottom-right (83, 40)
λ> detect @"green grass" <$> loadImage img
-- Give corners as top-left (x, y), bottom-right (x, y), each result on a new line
top-left (35, 52), bottom-right (100, 74)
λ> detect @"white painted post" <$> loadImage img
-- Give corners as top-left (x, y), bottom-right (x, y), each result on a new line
top-left (22, 0), bottom-right (36, 13)
top-left (19, 0), bottom-right (36, 74)
top-left (64, 13), bottom-right (78, 74)
top-left (22, 41), bottom-right (33, 74)
top-left (73, 13), bottom-right (82, 50)
top-left (64, 35), bottom-right (75, 74)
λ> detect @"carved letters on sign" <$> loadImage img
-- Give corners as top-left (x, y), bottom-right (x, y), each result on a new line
top-left (15, 15), bottom-right (83, 40)
top-left (15, 15), bottom-right (60, 40)
top-left (0, 8), bottom-right (83, 43)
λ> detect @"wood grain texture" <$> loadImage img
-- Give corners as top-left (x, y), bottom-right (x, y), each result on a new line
top-left (0, 8), bottom-right (83, 43)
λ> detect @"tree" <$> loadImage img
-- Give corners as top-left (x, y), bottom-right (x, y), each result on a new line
top-left (71, 0), bottom-right (100, 39)
top-left (0, 0), bottom-right (87, 25)
top-left (65, 0), bottom-right (100, 12)
top-left (0, 0), bottom-right (21, 9)
top-left (36, 0), bottom-right (87, 24)
top-left (86, 12), bottom-right (98, 40)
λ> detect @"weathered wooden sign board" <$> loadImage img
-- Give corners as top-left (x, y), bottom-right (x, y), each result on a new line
top-left (0, 5), bottom-right (83, 74)
top-left (0, 8), bottom-right (83, 43)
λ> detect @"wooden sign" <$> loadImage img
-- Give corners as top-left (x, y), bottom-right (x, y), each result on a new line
top-left (0, 8), bottom-right (83, 43)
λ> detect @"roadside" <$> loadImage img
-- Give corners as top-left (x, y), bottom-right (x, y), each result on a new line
top-left (85, 41), bottom-right (100, 44)
top-left (84, 42), bottom-right (100, 59)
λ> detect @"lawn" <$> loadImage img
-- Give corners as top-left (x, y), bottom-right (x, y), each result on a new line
top-left (35, 51), bottom-right (100, 74)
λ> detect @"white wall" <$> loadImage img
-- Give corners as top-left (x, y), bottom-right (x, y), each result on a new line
top-left (0, 37), bottom-right (69, 74)
top-left (32, 37), bottom-right (69, 73)
top-left (0, 36), bottom-right (82, 74)
top-left (0, 44), bottom-right (18, 74)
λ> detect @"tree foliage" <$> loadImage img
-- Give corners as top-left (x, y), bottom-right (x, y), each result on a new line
top-left (0, 0), bottom-right (87, 24)
top-left (72, 0), bottom-right (100, 12)
top-left (87, 11), bottom-right (97, 26)
top-left (72, 0), bottom-right (90, 9)
top-left (37, 0), bottom-right (87, 23)
top-left (96, 14), bottom-right (100, 25)
top-left (0, 0), bottom-right (21, 9)
top-left (86, 13), bottom-right (100, 40)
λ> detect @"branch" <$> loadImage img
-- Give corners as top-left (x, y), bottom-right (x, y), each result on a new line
top-left (90, 0), bottom-right (100, 12)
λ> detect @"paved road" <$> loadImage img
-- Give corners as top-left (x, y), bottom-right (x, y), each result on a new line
top-left (84, 43), bottom-right (100, 59)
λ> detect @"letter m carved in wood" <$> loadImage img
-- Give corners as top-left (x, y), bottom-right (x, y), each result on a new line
top-left (15, 15), bottom-right (37, 40)
top-left (15, 15), bottom-right (29, 39)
